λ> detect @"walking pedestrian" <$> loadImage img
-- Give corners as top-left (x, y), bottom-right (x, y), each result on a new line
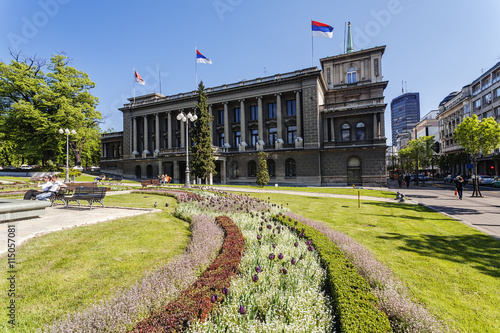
top-left (455, 176), bottom-right (465, 200)
top-left (397, 175), bottom-right (403, 188)
top-left (404, 174), bottom-right (411, 188)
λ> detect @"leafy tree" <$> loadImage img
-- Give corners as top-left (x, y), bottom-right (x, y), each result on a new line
top-left (454, 115), bottom-right (500, 196)
top-left (256, 151), bottom-right (269, 187)
top-left (191, 81), bottom-right (216, 184)
top-left (0, 52), bottom-right (101, 167)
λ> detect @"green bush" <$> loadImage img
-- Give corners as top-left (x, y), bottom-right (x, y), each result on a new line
top-left (57, 169), bottom-right (82, 179)
top-left (275, 215), bottom-right (391, 333)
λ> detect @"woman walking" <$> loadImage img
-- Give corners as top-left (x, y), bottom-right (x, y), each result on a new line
top-left (455, 176), bottom-right (465, 200)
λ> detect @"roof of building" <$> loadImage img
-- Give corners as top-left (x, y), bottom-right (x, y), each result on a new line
top-left (439, 91), bottom-right (460, 106)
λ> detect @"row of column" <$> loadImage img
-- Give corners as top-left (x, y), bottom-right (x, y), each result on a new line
top-left (130, 91), bottom-right (302, 157)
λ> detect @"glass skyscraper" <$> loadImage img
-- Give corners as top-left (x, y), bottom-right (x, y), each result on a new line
top-left (390, 92), bottom-right (420, 145)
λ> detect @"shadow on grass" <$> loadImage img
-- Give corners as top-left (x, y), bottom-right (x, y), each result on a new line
top-left (378, 232), bottom-right (500, 278)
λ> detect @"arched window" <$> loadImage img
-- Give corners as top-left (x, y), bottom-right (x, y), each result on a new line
top-left (356, 122), bottom-right (366, 141)
top-left (347, 67), bottom-right (357, 84)
top-left (248, 160), bottom-right (257, 177)
top-left (342, 123), bottom-right (351, 141)
top-left (347, 156), bottom-right (362, 185)
top-left (267, 159), bottom-right (276, 178)
top-left (285, 158), bottom-right (296, 177)
top-left (135, 165), bottom-right (142, 179)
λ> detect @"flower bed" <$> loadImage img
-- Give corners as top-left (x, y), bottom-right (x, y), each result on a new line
top-left (275, 214), bottom-right (392, 333)
top-left (43, 213), bottom-right (224, 333)
top-left (131, 215), bottom-right (245, 332)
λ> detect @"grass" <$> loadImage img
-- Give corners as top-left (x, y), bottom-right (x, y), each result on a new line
top-left (0, 193), bottom-right (190, 333)
top-left (244, 192), bottom-right (500, 333)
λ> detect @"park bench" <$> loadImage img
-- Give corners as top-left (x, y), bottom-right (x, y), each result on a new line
top-left (62, 186), bottom-right (107, 209)
top-left (141, 179), bottom-right (161, 188)
top-left (49, 183), bottom-right (97, 206)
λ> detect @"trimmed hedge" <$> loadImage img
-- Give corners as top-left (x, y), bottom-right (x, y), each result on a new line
top-left (275, 215), bottom-right (392, 333)
top-left (131, 216), bottom-right (244, 332)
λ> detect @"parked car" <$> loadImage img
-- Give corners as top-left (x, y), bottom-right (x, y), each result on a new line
top-left (493, 177), bottom-right (500, 188)
top-left (444, 174), bottom-right (456, 183)
top-left (72, 165), bottom-right (84, 171)
top-left (469, 175), bottom-right (495, 185)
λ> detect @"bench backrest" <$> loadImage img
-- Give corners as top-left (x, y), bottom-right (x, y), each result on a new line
top-left (74, 187), bottom-right (106, 198)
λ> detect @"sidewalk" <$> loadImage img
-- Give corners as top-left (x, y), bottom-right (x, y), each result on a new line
top-left (386, 180), bottom-right (500, 240)
top-left (0, 191), bottom-right (157, 256)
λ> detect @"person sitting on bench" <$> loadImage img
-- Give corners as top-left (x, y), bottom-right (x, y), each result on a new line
top-left (24, 176), bottom-right (52, 200)
top-left (36, 175), bottom-right (67, 201)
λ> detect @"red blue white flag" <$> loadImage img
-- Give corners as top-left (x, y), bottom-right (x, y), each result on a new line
top-left (196, 50), bottom-right (212, 64)
top-left (134, 69), bottom-right (145, 85)
top-left (312, 20), bottom-right (334, 38)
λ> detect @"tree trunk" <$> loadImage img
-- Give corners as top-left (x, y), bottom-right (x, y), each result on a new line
top-left (472, 158), bottom-right (482, 197)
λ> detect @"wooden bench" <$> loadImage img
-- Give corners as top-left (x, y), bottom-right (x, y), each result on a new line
top-left (49, 183), bottom-right (97, 206)
top-left (62, 186), bottom-right (107, 209)
top-left (141, 179), bottom-right (161, 188)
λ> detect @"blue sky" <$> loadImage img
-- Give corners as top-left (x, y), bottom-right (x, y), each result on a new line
top-left (1, 0), bottom-right (500, 145)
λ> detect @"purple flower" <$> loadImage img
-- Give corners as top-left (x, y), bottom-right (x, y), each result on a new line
top-left (267, 224), bottom-right (272, 229)
top-left (280, 268), bottom-right (288, 275)
top-left (308, 246), bottom-right (313, 251)
top-left (269, 253), bottom-right (275, 260)
top-left (272, 244), bottom-right (277, 249)
top-left (255, 266), bottom-right (262, 273)
top-left (257, 234), bottom-right (262, 240)
top-left (253, 274), bottom-right (259, 282)
top-left (259, 227), bottom-right (263, 231)
top-left (222, 287), bottom-right (228, 295)
top-left (294, 242), bottom-right (298, 247)
top-left (239, 305), bottom-right (246, 315)
top-left (278, 253), bottom-right (283, 260)
top-left (291, 258), bottom-right (296, 265)
top-left (211, 295), bottom-right (217, 303)
top-left (306, 240), bottom-right (312, 245)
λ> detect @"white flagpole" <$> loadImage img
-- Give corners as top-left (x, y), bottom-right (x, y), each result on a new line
top-left (195, 46), bottom-right (198, 88)
top-left (133, 68), bottom-right (136, 104)
top-left (311, 20), bottom-right (314, 67)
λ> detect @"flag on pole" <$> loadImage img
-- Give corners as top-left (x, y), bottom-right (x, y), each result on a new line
top-left (312, 20), bottom-right (334, 38)
top-left (196, 50), bottom-right (212, 64)
top-left (134, 69), bottom-right (145, 85)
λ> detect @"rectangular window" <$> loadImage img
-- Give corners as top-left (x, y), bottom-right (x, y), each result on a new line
top-left (473, 99), bottom-right (481, 110)
top-left (218, 110), bottom-right (224, 125)
top-left (219, 133), bottom-right (225, 147)
top-left (233, 107), bottom-right (240, 123)
top-left (486, 110), bottom-right (494, 118)
top-left (494, 87), bottom-right (500, 99)
top-left (287, 126), bottom-right (297, 144)
top-left (234, 131), bottom-right (241, 146)
top-left (286, 100), bottom-right (296, 116)
top-left (482, 77), bottom-right (491, 90)
top-left (250, 105), bottom-right (258, 121)
top-left (268, 127), bottom-right (277, 145)
top-left (472, 84), bottom-right (481, 96)
top-left (326, 67), bottom-right (331, 84)
top-left (483, 93), bottom-right (492, 105)
top-left (494, 70), bottom-right (500, 84)
top-left (268, 103), bottom-right (277, 119)
top-left (463, 104), bottom-right (470, 114)
top-left (251, 129), bottom-right (259, 146)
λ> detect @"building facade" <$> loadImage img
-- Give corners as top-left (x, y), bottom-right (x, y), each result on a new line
top-left (101, 46), bottom-right (388, 186)
top-left (390, 92), bottom-right (420, 144)
top-left (437, 61), bottom-right (500, 175)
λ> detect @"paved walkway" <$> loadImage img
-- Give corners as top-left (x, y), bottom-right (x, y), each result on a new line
top-left (0, 191), bottom-right (157, 256)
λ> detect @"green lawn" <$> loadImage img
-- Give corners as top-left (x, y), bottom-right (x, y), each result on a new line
top-left (0, 194), bottom-right (190, 333)
top-left (246, 192), bottom-right (500, 333)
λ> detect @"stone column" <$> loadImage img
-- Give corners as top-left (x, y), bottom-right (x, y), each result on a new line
top-left (142, 115), bottom-right (150, 157)
top-left (240, 99), bottom-right (246, 148)
top-left (380, 112), bottom-right (385, 138)
top-left (180, 111), bottom-right (185, 148)
top-left (167, 112), bottom-right (172, 149)
top-left (173, 160), bottom-right (179, 183)
top-left (296, 91), bottom-right (302, 139)
top-left (221, 159), bottom-right (227, 184)
top-left (155, 113), bottom-right (160, 156)
top-left (330, 117), bottom-right (335, 142)
top-left (257, 96), bottom-right (264, 150)
top-left (373, 113), bottom-right (379, 139)
top-left (132, 117), bottom-right (138, 157)
top-left (224, 102), bottom-right (229, 147)
top-left (276, 93), bottom-right (283, 149)
top-left (323, 117), bottom-right (329, 143)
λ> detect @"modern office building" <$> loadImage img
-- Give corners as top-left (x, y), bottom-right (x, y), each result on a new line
top-left (101, 37), bottom-right (389, 186)
top-left (390, 92), bottom-right (420, 144)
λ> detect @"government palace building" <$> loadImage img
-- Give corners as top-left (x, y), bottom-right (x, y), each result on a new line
top-left (101, 41), bottom-right (389, 186)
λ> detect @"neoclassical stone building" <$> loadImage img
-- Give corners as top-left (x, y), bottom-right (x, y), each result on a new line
top-left (101, 45), bottom-right (388, 186)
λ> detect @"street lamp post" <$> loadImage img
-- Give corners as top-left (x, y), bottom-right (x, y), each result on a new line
top-left (176, 111), bottom-right (197, 188)
top-left (59, 128), bottom-right (76, 183)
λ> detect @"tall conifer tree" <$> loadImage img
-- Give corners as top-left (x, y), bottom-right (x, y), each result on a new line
top-left (256, 151), bottom-right (270, 187)
top-left (191, 81), bottom-right (216, 184)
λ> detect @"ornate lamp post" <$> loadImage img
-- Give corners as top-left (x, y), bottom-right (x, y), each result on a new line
top-left (59, 128), bottom-right (76, 183)
top-left (176, 111), bottom-right (197, 187)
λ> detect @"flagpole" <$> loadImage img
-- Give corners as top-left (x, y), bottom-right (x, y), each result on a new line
top-left (159, 67), bottom-right (162, 94)
top-left (311, 20), bottom-right (314, 67)
top-left (195, 46), bottom-right (198, 88)
top-left (133, 68), bottom-right (136, 104)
